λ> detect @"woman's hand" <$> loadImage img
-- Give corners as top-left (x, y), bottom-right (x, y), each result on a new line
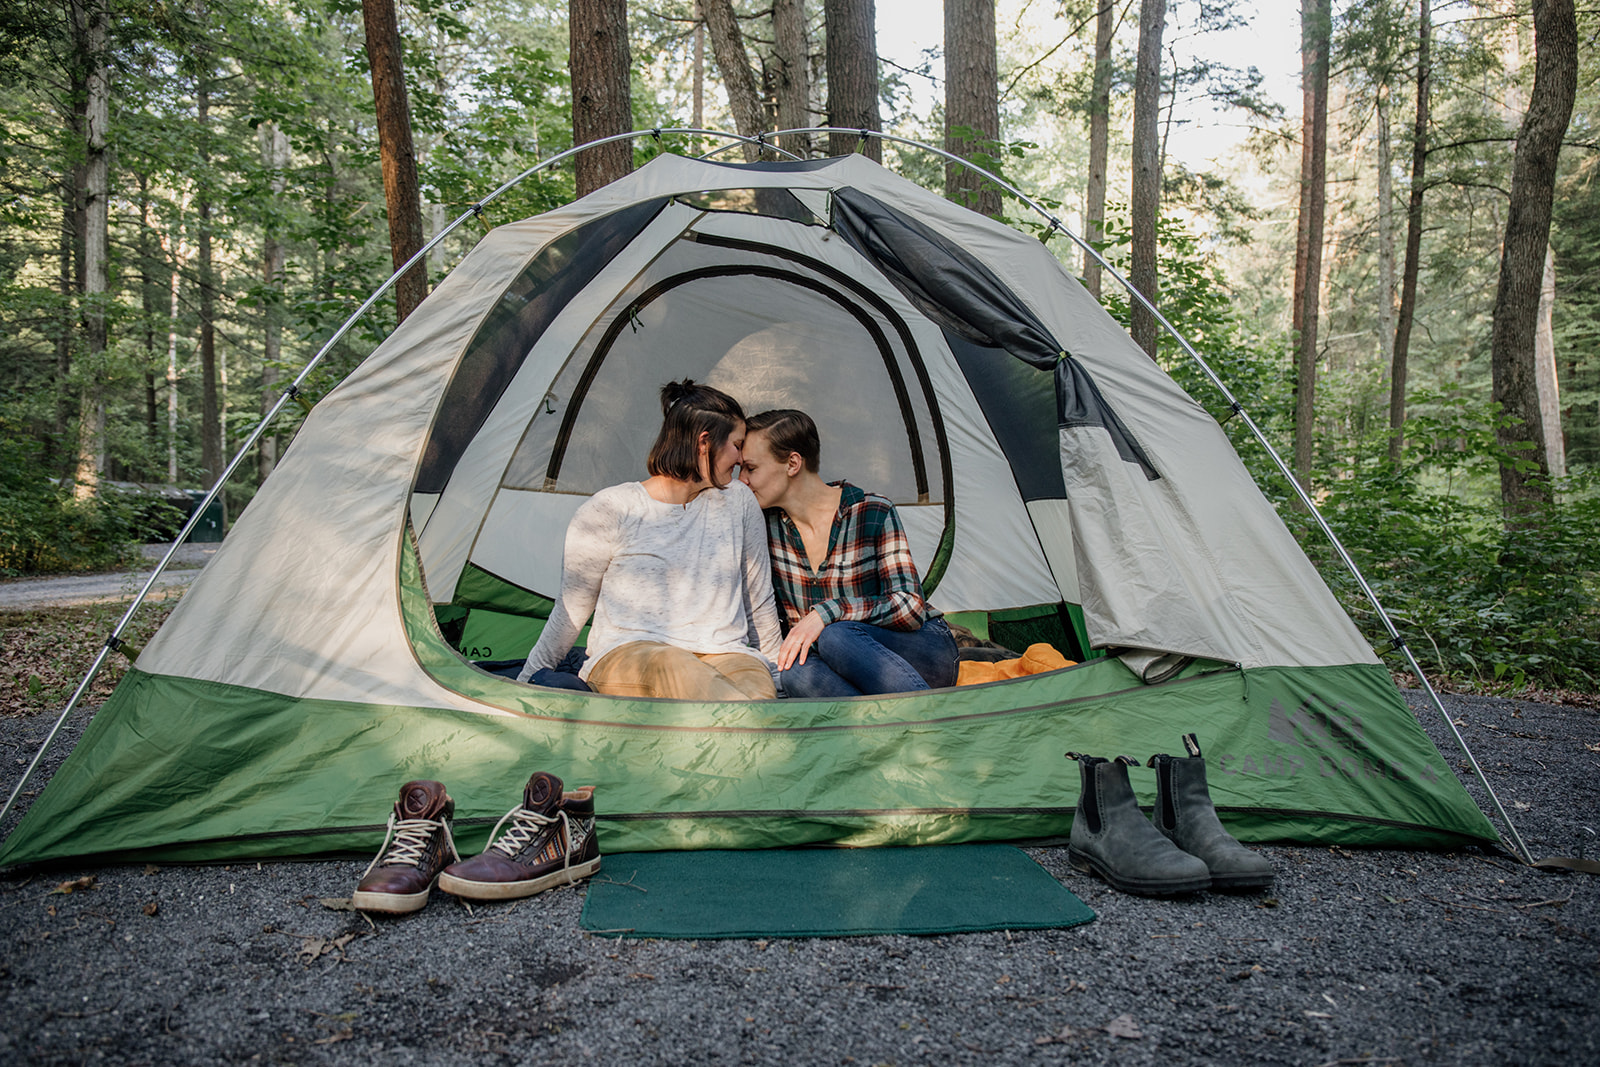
top-left (778, 610), bottom-right (826, 671)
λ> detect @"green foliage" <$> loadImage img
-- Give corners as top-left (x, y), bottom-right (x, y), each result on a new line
top-left (0, 416), bottom-right (173, 576)
top-left (1288, 397), bottom-right (1600, 691)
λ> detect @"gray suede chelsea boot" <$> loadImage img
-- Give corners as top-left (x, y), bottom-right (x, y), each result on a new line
top-left (1148, 734), bottom-right (1275, 892)
top-left (1066, 753), bottom-right (1212, 897)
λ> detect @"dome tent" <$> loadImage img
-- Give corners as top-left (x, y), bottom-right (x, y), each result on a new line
top-left (0, 147), bottom-right (1499, 869)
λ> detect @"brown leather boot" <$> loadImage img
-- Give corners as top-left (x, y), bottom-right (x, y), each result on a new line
top-left (438, 772), bottom-right (600, 902)
top-left (351, 780), bottom-right (460, 914)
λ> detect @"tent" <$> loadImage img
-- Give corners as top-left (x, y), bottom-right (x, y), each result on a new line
top-left (0, 150), bottom-right (1497, 868)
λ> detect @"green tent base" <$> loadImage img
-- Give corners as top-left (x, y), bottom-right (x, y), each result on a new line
top-left (0, 653), bottom-right (1493, 869)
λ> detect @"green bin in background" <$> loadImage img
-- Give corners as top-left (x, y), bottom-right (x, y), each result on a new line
top-left (183, 490), bottom-right (225, 543)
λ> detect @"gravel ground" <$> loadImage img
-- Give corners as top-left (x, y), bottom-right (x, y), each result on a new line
top-left (0, 689), bottom-right (1595, 1066)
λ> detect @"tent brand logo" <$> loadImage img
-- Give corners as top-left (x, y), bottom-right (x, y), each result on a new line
top-left (1218, 696), bottom-right (1442, 784)
top-left (1266, 696), bottom-right (1364, 750)
top-left (1215, 751), bottom-right (1437, 783)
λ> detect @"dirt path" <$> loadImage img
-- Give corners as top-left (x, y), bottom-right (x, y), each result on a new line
top-left (0, 545), bottom-right (218, 610)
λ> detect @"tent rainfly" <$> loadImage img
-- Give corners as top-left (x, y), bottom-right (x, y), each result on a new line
top-left (0, 151), bottom-right (1497, 868)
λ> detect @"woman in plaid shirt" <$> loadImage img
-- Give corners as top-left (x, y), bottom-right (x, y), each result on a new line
top-left (739, 409), bottom-right (957, 698)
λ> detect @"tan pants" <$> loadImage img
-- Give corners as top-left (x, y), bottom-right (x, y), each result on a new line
top-left (586, 641), bottom-right (777, 701)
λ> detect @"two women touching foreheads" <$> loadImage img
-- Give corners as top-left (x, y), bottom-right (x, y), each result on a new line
top-left (517, 380), bottom-right (956, 701)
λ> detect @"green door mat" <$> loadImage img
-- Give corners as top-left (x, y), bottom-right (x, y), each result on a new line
top-left (579, 844), bottom-right (1095, 940)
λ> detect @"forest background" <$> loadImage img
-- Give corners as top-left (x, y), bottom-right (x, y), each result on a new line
top-left (3, 0), bottom-right (1599, 696)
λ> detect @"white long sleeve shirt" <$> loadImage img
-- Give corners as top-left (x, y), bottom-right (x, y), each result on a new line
top-left (518, 480), bottom-right (783, 683)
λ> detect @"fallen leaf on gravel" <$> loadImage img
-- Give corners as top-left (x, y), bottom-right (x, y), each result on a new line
top-left (1257, 897), bottom-right (1280, 909)
top-left (313, 1029), bottom-right (353, 1045)
top-left (1034, 1025), bottom-right (1082, 1044)
top-left (628, 972), bottom-right (656, 980)
top-left (297, 932), bottom-right (356, 964)
top-left (1105, 1014), bottom-right (1143, 1039)
top-left (1304, 1010), bottom-right (1333, 1019)
top-left (1584, 742), bottom-right (1599, 753)
top-left (143, 865), bottom-right (160, 876)
top-left (319, 898), bottom-right (358, 912)
top-left (143, 901), bottom-right (159, 917)
top-left (49, 876), bottom-right (96, 895)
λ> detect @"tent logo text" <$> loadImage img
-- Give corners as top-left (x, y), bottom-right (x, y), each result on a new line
top-left (1215, 697), bottom-right (1442, 784)
top-left (1266, 696), bottom-right (1364, 749)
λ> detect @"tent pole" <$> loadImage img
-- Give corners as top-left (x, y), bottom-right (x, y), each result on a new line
top-left (0, 128), bottom-right (799, 835)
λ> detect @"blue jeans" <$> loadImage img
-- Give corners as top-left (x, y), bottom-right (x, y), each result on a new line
top-left (480, 650), bottom-right (592, 692)
top-left (779, 617), bottom-right (957, 698)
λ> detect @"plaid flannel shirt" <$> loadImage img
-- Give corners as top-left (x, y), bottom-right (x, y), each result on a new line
top-left (765, 482), bottom-right (929, 632)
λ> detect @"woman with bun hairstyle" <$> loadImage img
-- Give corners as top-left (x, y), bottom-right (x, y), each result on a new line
top-left (739, 408), bottom-right (957, 697)
top-left (516, 380), bottom-right (782, 700)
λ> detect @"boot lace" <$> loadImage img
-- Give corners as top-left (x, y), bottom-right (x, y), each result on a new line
top-left (485, 804), bottom-right (586, 883)
top-left (361, 813), bottom-right (460, 878)
top-left (487, 805), bottom-right (567, 856)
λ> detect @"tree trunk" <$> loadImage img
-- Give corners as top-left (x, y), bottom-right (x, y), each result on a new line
top-left (165, 231), bottom-right (183, 484)
top-left (1376, 80), bottom-right (1396, 422)
top-left (53, 176), bottom-right (79, 475)
top-left (197, 85), bottom-right (224, 497)
top-left (1082, 0), bottom-right (1116, 299)
top-left (1293, 0), bottom-right (1331, 485)
top-left (1129, 0), bottom-right (1165, 359)
top-left (693, 2), bottom-right (705, 133)
top-left (53, 1), bottom-right (91, 476)
top-left (944, 0), bottom-right (1001, 217)
top-left (824, 0), bottom-right (881, 161)
top-left (571, 0), bottom-right (634, 193)
top-left (1389, 0), bottom-right (1429, 464)
top-left (362, 0), bottom-right (429, 320)
top-left (703, 0), bottom-right (765, 161)
top-left (72, 0), bottom-right (109, 501)
top-left (1490, 0), bottom-right (1576, 519)
top-left (137, 174), bottom-right (159, 470)
top-left (773, 0), bottom-right (811, 157)
top-left (1535, 244), bottom-right (1564, 478)
top-left (259, 121), bottom-right (289, 482)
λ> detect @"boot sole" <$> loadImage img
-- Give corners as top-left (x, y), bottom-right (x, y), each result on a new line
top-left (438, 856), bottom-right (602, 901)
top-left (351, 884), bottom-right (433, 914)
top-left (1068, 846), bottom-right (1211, 897)
top-left (1208, 870), bottom-right (1275, 892)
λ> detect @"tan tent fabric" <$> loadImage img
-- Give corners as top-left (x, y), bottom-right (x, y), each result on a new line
top-left (138, 151), bottom-right (1377, 715)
